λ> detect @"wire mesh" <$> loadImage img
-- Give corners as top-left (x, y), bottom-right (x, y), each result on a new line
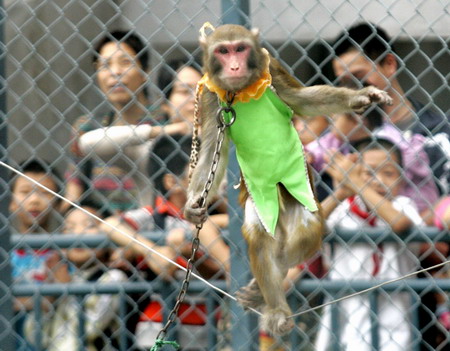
top-left (1, 1), bottom-right (449, 350)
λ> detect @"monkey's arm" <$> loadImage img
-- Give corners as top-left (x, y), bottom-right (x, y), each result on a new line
top-left (269, 57), bottom-right (392, 117)
top-left (184, 91), bottom-right (230, 225)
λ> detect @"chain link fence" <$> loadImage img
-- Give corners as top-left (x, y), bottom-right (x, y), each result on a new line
top-left (1, 0), bottom-right (449, 350)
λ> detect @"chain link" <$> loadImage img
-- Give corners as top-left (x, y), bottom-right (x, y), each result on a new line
top-left (188, 83), bottom-right (203, 182)
top-left (154, 105), bottom-right (234, 345)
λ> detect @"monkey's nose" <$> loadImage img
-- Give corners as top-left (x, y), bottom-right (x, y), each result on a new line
top-left (230, 65), bottom-right (239, 71)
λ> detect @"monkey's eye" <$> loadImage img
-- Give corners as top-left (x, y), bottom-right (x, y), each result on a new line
top-left (236, 45), bottom-right (246, 52)
top-left (218, 46), bottom-right (228, 54)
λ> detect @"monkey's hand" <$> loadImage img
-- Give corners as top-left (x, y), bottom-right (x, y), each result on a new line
top-left (184, 196), bottom-right (208, 225)
top-left (350, 86), bottom-right (393, 113)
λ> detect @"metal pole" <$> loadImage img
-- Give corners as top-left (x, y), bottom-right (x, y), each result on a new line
top-left (0, 0), bottom-right (13, 350)
top-left (330, 295), bottom-right (341, 351)
top-left (221, 0), bottom-right (250, 27)
top-left (221, 2), bottom-right (259, 349)
top-left (369, 291), bottom-right (380, 351)
top-left (226, 148), bottom-right (259, 351)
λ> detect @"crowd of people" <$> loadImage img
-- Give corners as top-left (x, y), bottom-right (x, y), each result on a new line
top-left (7, 21), bottom-right (450, 351)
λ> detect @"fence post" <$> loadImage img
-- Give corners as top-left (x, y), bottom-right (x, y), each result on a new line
top-left (221, 0), bottom-right (250, 27)
top-left (0, 1), bottom-right (13, 350)
top-left (226, 148), bottom-right (259, 350)
top-left (221, 2), bottom-right (258, 349)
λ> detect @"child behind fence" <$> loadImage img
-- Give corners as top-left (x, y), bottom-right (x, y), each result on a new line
top-left (24, 201), bottom-right (129, 350)
top-left (133, 133), bottom-right (230, 350)
top-left (315, 137), bottom-right (424, 351)
top-left (9, 159), bottom-right (63, 350)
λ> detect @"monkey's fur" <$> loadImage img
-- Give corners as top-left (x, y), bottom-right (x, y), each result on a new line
top-left (185, 24), bottom-right (393, 336)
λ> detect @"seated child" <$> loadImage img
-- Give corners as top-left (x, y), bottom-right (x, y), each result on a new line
top-left (315, 137), bottom-right (424, 351)
top-left (24, 197), bottom-right (179, 351)
top-left (9, 159), bottom-right (62, 349)
top-left (9, 159), bottom-right (62, 236)
top-left (133, 133), bottom-right (230, 350)
top-left (24, 201), bottom-right (128, 351)
top-left (147, 133), bottom-right (229, 275)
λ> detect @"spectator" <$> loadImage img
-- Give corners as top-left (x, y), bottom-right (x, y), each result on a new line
top-left (330, 21), bottom-right (450, 216)
top-left (428, 196), bottom-right (450, 339)
top-left (24, 201), bottom-right (128, 350)
top-left (65, 30), bottom-right (190, 214)
top-left (309, 22), bottom-right (449, 209)
top-left (135, 133), bottom-right (230, 350)
top-left (315, 137), bottom-right (424, 351)
top-left (100, 208), bottom-right (177, 279)
top-left (328, 23), bottom-right (450, 347)
top-left (9, 159), bottom-right (62, 235)
top-left (157, 57), bottom-right (202, 124)
top-left (417, 193), bottom-right (450, 348)
top-left (307, 22), bottom-right (450, 212)
top-left (9, 159), bottom-right (63, 350)
top-left (433, 197), bottom-right (450, 231)
top-left (156, 58), bottom-right (227, 214)
top-left (294, 115), bottom-right (330, 145)
top-left (23, 198), bottom-right (177, 350)
top-left (332, 22), bottom-right (450, 137)
top-left (148, 133), bottom-right (229, 272)
top-left (306, 110), bottom-right (439, 214)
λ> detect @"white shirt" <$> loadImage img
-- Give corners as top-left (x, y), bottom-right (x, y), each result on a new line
top-left (316, 195), bottom-right (424, 351)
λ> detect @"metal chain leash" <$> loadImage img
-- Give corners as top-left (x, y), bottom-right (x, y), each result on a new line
top-left (188, 83), bottom-right (203, 182)
top-left (151, 95), bottom-right (236, 350)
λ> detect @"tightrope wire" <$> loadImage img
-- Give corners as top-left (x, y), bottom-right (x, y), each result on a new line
top-left (0, 160), bottom-right (259, 314)
top-left (2, 160), bottom-right (449, 321)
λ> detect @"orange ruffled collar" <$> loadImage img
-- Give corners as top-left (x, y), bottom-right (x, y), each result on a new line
top-left (198, 53), bottom-right (272, 104)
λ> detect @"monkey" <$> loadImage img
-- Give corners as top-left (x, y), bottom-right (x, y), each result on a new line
top-left (184, 23), bottom-right (393, 336)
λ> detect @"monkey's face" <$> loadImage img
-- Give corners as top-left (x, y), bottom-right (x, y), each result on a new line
top-left (210, 41), bottom-right (257, 91)
top-left (202, 25), bottom-right (263, 92)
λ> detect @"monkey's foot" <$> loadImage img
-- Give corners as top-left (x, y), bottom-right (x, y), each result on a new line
top-left (236, 278), bottom-right (265, 311)
top-left (261, 307), bottom-right (295, 336)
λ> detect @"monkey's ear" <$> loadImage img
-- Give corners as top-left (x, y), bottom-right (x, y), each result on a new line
top-left (199, 22), bottom-right (215, 46)
top-left (261, 48), bottom-right (270, 67)
top-left (251, 28), bottom-right (260, 39)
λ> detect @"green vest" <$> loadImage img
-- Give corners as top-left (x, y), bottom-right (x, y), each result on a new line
top-left (222, 87), bottom-right (318, 236)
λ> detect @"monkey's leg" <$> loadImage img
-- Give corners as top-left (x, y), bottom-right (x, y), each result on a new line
top-left (280, 189), bottom-right (324, 267)
top-left (241, 198), bottom-right (295, 336)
